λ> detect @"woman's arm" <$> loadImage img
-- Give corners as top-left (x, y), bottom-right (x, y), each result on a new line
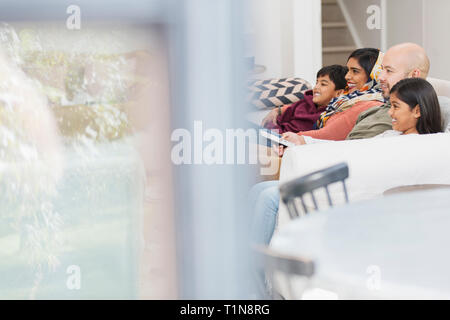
top-left (300, 101), bottom-right (383, 141)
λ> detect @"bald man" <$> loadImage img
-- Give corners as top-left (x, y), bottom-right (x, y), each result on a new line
top-left (346, 42), bottom-right (431, 139)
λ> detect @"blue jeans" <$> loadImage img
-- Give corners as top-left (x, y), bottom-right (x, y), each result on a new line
top-left (248, 180), bottom-right (280, 245)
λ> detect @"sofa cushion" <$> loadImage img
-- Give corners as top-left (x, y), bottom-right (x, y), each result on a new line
top-left (438, 96), bottom-right (450, 132)
top-left (247, 77), bottom-right (311, 110)
top-left (428, 77), bottom-right (450, 99)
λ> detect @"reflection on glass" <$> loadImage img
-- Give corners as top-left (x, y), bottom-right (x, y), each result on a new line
top-left (0, 21), bottom-right (173, 299)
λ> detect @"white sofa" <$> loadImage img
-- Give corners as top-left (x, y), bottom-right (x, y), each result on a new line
top-left (275, 77), bottom-right (450, 228)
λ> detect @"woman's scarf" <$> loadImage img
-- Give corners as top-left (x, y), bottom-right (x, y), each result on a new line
top-left (316, 51), bottom-right (385, 128)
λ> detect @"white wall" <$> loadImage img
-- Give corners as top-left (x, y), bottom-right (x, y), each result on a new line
top-left (341, 0), bottom-right (450, 80)
top-left (248, 0), bottom-right (321, 85)
top-left (385, 0), bottom-right (423, 48)
top-left (340, 0), bottom-right (381, 49)
top-left (248, 0), bottom-right (450, 82)
top-left (384, 0), bottom-right (450, 80)
top-left (292, 0), bottom-right (322, 85)
top-left (247, 0), bottom-right (283, 79)
top-left (422, 0), bottom-right (450, 80)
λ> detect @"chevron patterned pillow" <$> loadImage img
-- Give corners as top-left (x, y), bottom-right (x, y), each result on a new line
top-left (247, 77), bottom-right (312, 109)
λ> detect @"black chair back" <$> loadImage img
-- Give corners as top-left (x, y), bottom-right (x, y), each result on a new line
top-left (279, 162), bottom-right (349, 219)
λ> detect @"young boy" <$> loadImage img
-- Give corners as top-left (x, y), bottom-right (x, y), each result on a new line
top-left (262, 65), bottom-right (348, 133)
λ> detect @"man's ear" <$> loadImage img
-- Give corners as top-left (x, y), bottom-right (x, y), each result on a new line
top-left (410, 69), bottom-right (421, 78)
top-left (414, 104), bottom-right (421, 118)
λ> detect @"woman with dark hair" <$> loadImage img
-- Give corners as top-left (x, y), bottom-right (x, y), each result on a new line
top-left (345, 47), bottom-right (380, 92)
top-left (274, 48), bottom-right (385, 144)
top-left (261, 47), bottom-right (384, 133)
top-left (375, 77), bottom-right (442, 137)
top-left (316, 47), bottom-right (384, 128)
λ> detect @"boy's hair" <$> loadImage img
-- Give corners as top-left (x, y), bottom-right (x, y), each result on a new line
top-left (316, 65), bottom-right (348, 90)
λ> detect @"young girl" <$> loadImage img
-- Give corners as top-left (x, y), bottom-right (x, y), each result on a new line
top-left (315, 47), bottom-right (384, 128)
top-left (375, 77), bottom-right (442, 137)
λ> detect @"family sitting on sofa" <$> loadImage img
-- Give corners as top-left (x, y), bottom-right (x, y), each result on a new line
top-left (250, 42), bottom-right (450, 245)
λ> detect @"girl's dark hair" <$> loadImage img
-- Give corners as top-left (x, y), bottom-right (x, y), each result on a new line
top-left (390, 78), bottom-right (442, 134)
top-left (347, 48), bottom-right (380, 81)
top-left (316, 65), bottom-right (348, 90)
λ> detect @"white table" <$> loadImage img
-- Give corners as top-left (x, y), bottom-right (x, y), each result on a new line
top-left (270, 188), bottom-right (450, 299)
